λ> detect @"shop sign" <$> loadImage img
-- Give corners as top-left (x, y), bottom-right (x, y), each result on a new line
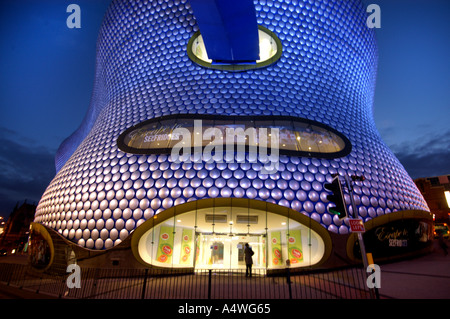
top-left (353, 219), bottom-right (433, 260)
top-left (349, 219), bottom-right (365, 233)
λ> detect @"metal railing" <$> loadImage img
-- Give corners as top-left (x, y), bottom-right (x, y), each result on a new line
top-left (0, 263), bottom-right (373, 299)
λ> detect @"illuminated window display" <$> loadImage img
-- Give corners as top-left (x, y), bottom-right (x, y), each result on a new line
top-left (29, 231), bottom-right (52, 269)
top-left (133, 199), bottom-right (329, 271)
top-left (188, 26), bottom-right (282, 71)
top-left (28, 223), bottom-right (53, 270)
top-left (118, 115), bottom-right (350, 158)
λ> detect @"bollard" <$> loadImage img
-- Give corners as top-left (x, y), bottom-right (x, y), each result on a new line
top-left (141, 268), bottom-right (148, 299)
top-left (208, 269), bottom-right (212, 299)
top-left (286, 260), bottom-right (292, 299)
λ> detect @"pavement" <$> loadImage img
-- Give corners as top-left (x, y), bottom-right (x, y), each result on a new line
top-left (376, 240), bottom-right (450, 299)
top-left (0, 240), bottom-right (448, 300)
top-left (0, 283), bottom-right (56, 299)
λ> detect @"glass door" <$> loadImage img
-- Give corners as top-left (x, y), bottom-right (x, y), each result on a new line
top-left (211, 241), bottom-right (224, 265)
top-left (194, 233), bottom-right (266, 270)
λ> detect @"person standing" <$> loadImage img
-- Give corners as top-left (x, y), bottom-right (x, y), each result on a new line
top-left (244, 243), bottom-right (254, 277)
top-left (438, 233), bottom-right (448, 256)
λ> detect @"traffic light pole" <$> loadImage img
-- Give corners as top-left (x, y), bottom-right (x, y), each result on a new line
top-left (343, 174), bottom-right (376, 299)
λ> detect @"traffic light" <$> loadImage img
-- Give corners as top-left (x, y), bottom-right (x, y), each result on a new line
top-left (324, 176), bottom-right (347, 220)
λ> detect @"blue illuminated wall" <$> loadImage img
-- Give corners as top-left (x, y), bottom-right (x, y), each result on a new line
top-left (36, 0), bottom-right (429, 250)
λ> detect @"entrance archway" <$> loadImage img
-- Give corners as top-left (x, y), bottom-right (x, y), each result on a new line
top-left (131, 198), bottom-right (332, 272)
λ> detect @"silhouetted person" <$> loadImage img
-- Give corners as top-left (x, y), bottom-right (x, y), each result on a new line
top-left (244, 243), bottom-right (254, 277)
top-left (438, 233), bottom-right (448, 256)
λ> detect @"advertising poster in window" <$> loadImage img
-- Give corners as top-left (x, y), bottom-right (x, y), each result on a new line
top-left (261, 237), bottom-right (266, 266)
top-left (287, 229), bottom-right (303, 265)
top-left (180, 228), bottom-right (194, 265)
top-left (271, 231), bottom-right (282, 267)
top-left (156, 226), bottom-right (174, 264)
top-left (195, 233), bottom-right (202, 264)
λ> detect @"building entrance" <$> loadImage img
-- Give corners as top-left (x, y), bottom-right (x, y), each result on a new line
top-left (194, 233), bottom-right (265, 270)
top-left (133, 198), bottom-right (329, 271)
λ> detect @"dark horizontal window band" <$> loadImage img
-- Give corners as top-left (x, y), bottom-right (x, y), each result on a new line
top-left (117, 113), bottom-right (352, 159)
top-left (117, 145), bottom-right (351, 160)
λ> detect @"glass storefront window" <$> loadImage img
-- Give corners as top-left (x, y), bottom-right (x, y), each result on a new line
top-left (135, 200), bottom-right (328, 271)
top-left (29, 223), bottom-right (54, 271)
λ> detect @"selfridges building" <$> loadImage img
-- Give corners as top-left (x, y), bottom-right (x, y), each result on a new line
top-left (31, 0), bottom-right (432, 273)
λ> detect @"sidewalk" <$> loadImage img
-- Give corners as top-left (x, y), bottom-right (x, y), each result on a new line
top-left (377, 240), bottom-right (450, 299)
top-left (0, 283), bottom-right (56, 299)
top-left (0, 241), bottom-right (448, 299)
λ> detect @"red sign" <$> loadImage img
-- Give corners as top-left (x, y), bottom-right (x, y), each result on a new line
top-left (349, 219), bottom-right (365, 233)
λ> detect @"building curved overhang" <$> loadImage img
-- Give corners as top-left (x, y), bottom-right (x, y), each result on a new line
top-left (346, 210), bottom-right (433, 263)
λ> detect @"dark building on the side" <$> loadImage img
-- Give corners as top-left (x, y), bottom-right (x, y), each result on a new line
top-left (415, 175), bottom-right (450, 223)
top-left (0, 201), bottom-right (36, 254)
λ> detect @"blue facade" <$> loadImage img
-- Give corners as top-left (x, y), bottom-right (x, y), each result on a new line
top-left (36, 0), bottom-right (429, 251)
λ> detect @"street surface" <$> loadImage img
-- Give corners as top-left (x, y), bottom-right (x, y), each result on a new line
top-left (0, 240), bottom-right (448, 300)
top-left (376, 240), bottom-right (449, 299)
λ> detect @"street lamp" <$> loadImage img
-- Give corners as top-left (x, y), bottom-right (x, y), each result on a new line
top-left (445, 191), bottom-right (450, 209)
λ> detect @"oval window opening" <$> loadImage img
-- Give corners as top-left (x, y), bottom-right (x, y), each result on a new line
top-left (117, 114), bottom-right (352, 159)
top-left (188, 26), bottom-right (282, 71)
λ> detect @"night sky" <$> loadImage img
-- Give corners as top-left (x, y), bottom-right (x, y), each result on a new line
top-left (0, 0), bottom-right (449, 218)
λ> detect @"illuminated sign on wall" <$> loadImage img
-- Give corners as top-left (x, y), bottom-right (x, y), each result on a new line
top-left (352, 218), bottom-right (433, 260)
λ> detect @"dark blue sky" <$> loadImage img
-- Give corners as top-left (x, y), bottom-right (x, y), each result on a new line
top-left (0, 0), bottom-right (449, 218)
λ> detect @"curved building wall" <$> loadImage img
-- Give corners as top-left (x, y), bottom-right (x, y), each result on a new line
top-left (35, 0), bottom-right (429, 253)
